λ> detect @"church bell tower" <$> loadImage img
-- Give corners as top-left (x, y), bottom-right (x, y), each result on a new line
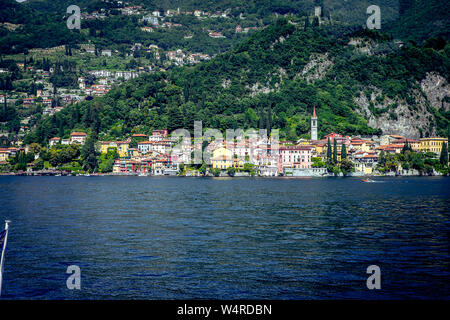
top-left (311, 107), bottom-right (318, 141)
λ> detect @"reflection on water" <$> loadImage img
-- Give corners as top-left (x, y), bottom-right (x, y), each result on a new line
top-left (0, 176), bottom-right (449, 299)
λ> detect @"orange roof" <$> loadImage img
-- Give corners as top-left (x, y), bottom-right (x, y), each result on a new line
top-left (312, 107), bottom-right (316, 118)
top-left (138, 141), bottom-right (153, 145)
top-left (71, 132), bottom-right (87, 136)
top-left (132, 134), bottom-right (147, 137)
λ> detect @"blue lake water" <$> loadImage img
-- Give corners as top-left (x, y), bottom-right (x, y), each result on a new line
top-left (0, 176), bottom-right (449, 299)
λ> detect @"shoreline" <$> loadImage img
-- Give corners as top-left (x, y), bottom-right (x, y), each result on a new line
top-left (0, 172), bottom-right (447, 178)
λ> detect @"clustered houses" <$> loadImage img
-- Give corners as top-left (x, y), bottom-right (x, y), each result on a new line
top-left (33, 94), bottom-right (450, 177)
top-left (165, 50), bottom-right (211, 66)
top-left (199, 108), bottom-right (449, 176)
top-left (42, 110), bottom-right (448, 177)
top-left (78, 70), bottom-right (144, 97)
top-left (101, 130), bottom-right (179, 175)
top-left (47, 132), bottom-right (87, 147)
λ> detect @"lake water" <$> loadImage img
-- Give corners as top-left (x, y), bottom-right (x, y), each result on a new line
top-left (0, 176), bottom-right (449, 299)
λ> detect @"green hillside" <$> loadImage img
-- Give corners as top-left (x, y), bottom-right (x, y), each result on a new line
top-left (386, 0), bottom-right (450, 41)
top-left (24, 18), bottom-right (450, 145)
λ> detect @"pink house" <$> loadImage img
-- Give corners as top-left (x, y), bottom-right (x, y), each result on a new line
top-left (278, 146), bottom-right (313, 173)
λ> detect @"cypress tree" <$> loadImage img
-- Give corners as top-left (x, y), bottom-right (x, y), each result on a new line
top-left (402, 140), bottom-right (409, 153)
top-left (341, 143), bottom-right (347, 159)
top-left (83, 134), bottom-right (98, 173)
top-left (440, 142), bottom-right (448, 166)
top-left (333, 139), bottom-right (338, 164)
top-left (326, 137), bottom-right (332, 163)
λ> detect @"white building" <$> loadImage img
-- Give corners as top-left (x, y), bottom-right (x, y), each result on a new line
top-left (138, 141), bottom-right (153, 154)
top-left (70, 132), bottom-right (87, 145)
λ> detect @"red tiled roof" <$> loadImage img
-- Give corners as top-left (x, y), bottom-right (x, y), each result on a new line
top-left (71, 132), bottom-right (87, 136)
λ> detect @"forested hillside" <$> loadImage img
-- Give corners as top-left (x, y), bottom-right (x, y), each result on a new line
top-left (2, 0), bottom-right (446, 55)
top-left (386, 0), bottom-right (450, 41)
top-left (25, 18), bottom-right (450, 145)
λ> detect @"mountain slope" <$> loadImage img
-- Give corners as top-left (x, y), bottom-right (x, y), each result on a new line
top-left (386, 0), bottom-right (450, 42)
top-left (25, 18), bottom-right (449, 146)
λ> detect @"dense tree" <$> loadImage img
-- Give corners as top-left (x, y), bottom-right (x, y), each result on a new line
top-left (82, 134), bottom-right (98, 172)
top-left (440, 142), bottom-right (448, 165)
top-left (326, 137), bottom-right (332, 164)
top-left (332, 139), bottom-right (338, 164)
top-left (341, 143), bottom-right (347, 160)
top-left (340, 158), bottom-right (353, 175)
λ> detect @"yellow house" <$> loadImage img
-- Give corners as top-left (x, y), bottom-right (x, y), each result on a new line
top-left (117, 141), bottom-right (129, 157)
top-left (100, 141), bottom-right (129, 157)
top-left (100, 141), bottom-right (117, 154)
top-left (0, 149), bottom-right (9, 161)
top-left (211, 147), bottom-right (233, 169)
top-left (354, 162), bottom-right (374, 175)
top-left (418, 137), bottom-right (448, 154)
top-left (312, 142), bottom-right (326, 155)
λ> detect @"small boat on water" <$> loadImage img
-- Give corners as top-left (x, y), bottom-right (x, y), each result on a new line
top-left (361, 178), bottom-right (375, 182)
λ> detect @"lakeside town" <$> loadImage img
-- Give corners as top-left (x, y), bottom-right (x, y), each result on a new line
top-left (1, 108), bottom-right (448, 177)
top-left (0, 2), bottom-right (448, 179)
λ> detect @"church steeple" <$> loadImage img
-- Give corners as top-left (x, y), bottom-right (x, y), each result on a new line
top-left (311, 107), bottom-right (318, 141)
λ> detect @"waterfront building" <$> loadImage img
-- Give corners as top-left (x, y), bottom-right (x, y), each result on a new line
top-left (211, 147), bottom-right (233, 169)
top-left (353, 152), bottom-right (378, 175)
top-left (278, 146), bottom-right (313, 173)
